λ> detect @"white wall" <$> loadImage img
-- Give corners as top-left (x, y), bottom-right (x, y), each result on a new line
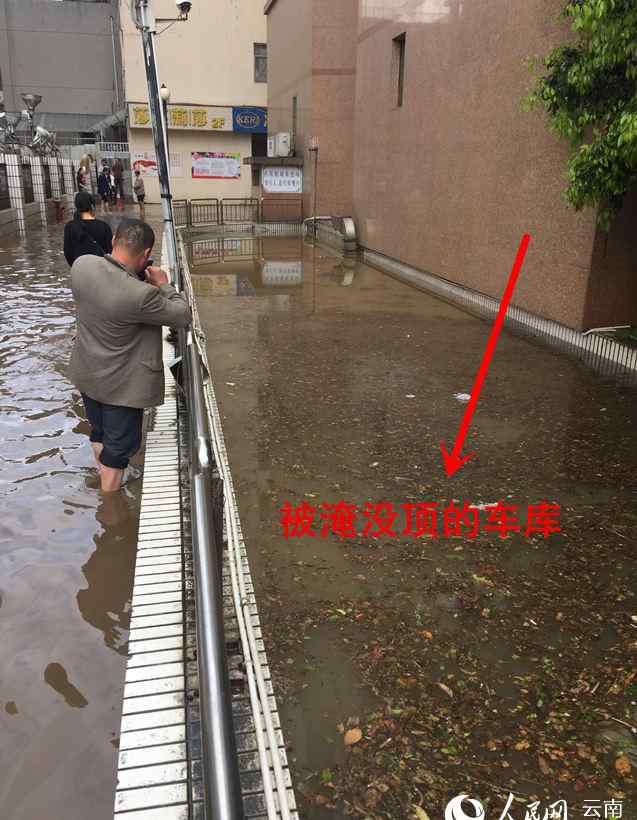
top-left (129, 129), bottom-right (254, 201)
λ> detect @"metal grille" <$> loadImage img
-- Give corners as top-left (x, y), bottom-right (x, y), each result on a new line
top-left (43, 164), bottom-right (52, 199)
top-left (221, 198), bottom-right (259, 224)
top-left (21, 164), bottom-right (34, 204)
top-left (98, 141), bottom-right (130, 155)
top-left (58, 164), bottom-right (66, 195)
top-left (173, 199), bottom-right (189, 228)
top-left (190, 198), bottom-right (220, 227)
top-left (0, 165), bottom-right (10, 211)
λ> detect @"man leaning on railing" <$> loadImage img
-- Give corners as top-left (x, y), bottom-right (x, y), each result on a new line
top-left (67, 218), bottom-right (191, 493)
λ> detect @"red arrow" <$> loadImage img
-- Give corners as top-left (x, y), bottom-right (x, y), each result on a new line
top-left (440, 233), bottom-right (531, 477)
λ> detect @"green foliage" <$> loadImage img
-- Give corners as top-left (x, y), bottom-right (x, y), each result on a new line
top-left (526, 0), bottom-right (637, 229)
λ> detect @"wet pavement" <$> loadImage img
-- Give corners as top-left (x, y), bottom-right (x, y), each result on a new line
top-left (0, 216), bottom-right (142, 820)
top-left (194, 234), bottom-right (637, 817)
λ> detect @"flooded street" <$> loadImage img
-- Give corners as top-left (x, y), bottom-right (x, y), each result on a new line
top-left (194, 233), bottom-right (637, 817)
top-left (0, 221), bottom-right (140, 820)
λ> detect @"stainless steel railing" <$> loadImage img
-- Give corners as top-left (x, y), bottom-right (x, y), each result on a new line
top-left (178, 267), bottom-right (245, 819)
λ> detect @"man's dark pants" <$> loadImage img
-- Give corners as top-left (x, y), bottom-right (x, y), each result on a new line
top-left (81, 394), bottom-right (143, 469)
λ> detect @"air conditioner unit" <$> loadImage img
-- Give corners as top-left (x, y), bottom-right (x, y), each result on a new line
top-left (267, 136), bottom-right (276, 158)
top-left (275, 132), bottom-right (291, 157)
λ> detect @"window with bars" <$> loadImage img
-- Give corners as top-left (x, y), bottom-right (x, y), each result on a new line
top-left (0, 165), bottom-right (9, 211)
top-left (43, 165), bottom-right (52, 199)
top-left (21, 164), bottom-right (34, 204)
top-left (254, 43), bottom-right (267, 83)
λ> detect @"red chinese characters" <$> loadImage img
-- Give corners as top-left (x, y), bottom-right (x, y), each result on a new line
top-left (278, 499), bottom-right (561, 540)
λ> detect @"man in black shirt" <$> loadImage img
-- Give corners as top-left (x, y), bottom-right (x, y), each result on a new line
top-left (63, 192), bottom-right (113, 266)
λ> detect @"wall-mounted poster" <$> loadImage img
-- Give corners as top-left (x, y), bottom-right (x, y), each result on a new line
top-left (191, 152), bottom-right (242, 180)
top-left (261, 167), bottom-right (303, 194)
top-left (132, 152), bottom-right (183, 178)
top-left (132, 151), bottom-right (158, 176)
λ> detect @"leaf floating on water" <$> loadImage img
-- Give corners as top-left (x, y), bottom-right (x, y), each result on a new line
top-left (320, 768), bottom-right (333, 783)
top-left (538, 755), bottom-right (551, 775)
top-left (615, 755), bottom-right (631, 777)
top-left (344, 727), bottom-right (363, 746)
top-left (436, 682), bottom-right (454, 698)
top-left (413, 805), bottom-right (431, 820)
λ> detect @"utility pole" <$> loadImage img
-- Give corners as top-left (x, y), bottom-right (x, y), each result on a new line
top-left (131, 0), bottom-right (179, 288)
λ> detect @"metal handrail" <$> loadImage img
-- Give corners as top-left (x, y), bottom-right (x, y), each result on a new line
top-left (178, 283), bottom-right (244, 818)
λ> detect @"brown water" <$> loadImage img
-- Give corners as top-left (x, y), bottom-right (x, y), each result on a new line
top-left (194, 234), bottom-right (637, 816)
top-left (0, 220), bottom-right (141, 820)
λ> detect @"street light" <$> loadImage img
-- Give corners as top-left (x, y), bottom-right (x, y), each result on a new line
top-left (21, 93), bottom-right (42, 141)
top-left (130, 5), bottom-right (245, 820)
top-left (131, 3), bottom-right (179, 286)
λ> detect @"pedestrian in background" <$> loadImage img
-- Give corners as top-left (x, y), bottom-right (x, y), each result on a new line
top-left (133, 169), bottom-right (146, 220)
top-left (68, 219), bottom-right (191, 492)
top-left (77, 165), bottom-right (90, 193)
top-left (63, 191), bottom-right (113, 266)
top-left (111, 157), bottom-right (125, 209)
top-left (97, 166), bottom-right (112, 215)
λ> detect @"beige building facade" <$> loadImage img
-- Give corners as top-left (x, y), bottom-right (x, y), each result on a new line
top-left (121, 0), bottom-right (267, 201)
top-left (266, 0), bottom-right (637, 331)
top-left (266, 0), bottom-right (357, 218)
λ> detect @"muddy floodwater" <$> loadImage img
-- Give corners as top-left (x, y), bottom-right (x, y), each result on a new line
top-left (0, 221), bottom-right (140, 820)
top-left (193, 233), bottom-right (637, 817)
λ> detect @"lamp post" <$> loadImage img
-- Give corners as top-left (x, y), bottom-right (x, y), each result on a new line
top-left (130, 5), bottom-right (245, 820)
top-left (131, 2), bottom-right (178, 287)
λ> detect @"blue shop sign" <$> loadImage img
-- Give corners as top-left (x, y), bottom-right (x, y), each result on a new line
top-left (232, 107), bottom-right (267, 134)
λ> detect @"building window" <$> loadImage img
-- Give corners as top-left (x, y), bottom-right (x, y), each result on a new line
top-left (393, 33), bottom-right (406, 107)
top-left (254, 43), bottom-right (267, 83)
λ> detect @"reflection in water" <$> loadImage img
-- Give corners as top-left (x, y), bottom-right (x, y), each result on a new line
top-left (76, 491), bottom-right (137, 655)
top-left (0, 217), bottom-right (142, 820)
top-left (189, 234), bottom-right (306, 294)
top-left (44, 663), bottom-right (88, 709)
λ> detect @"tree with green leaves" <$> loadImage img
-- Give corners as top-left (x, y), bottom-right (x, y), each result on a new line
top-left (526, 0), bottom-right (637, 229)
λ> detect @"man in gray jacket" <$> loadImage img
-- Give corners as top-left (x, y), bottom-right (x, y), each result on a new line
top-left (68, 218), bottom-right (191, 492)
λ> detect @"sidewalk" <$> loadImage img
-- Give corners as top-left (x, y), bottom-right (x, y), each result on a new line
top-left (194, 237), bottom-right (637, 818)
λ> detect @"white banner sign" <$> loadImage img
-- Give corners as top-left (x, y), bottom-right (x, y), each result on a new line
top-left (262, 260), bottom-right (303, 285)
top-left (191, 152), bottom-right (241, 180)
top-left (261, 167), bottom-right (303, 194)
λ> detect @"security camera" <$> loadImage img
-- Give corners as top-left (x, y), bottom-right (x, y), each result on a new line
top-left (176, 0), bottom-right (192, 15)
